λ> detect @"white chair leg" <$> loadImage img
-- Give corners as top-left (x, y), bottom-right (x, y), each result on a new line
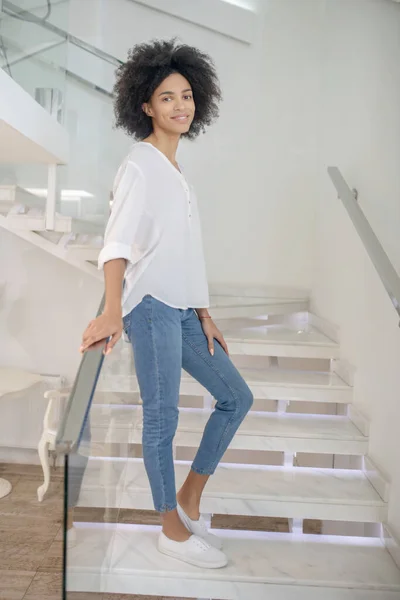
top-left (37, 434), bottom-right (51, 502)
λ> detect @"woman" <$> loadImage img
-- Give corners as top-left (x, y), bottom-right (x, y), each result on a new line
top-left (80, 39), bottom-right (254, 569)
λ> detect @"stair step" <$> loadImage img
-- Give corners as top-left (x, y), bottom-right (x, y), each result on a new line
top-left (4, 212), bottom-right (72, 232)
top-left (78, 459), bottom-right (387, 523)
top-left (152, 408), bottom-right (366, 454)
top-left (67, 525), bottom-right (400, 599)
top-left (98, 366), bottom-right (352, 404)
top-left (210, 300), bottom-right (309, 319)
top-left (88, 405), bottom-right (367, 455)
top-left (66, 244), bottom-right (101, 261)
top-left (219, 320), bottom-right (339, 359)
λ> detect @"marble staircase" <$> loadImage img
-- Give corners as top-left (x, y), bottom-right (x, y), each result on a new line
top-left (0, 184), bottom-right (104, 275)
top-left (65, 302), bottom-right (400, 599)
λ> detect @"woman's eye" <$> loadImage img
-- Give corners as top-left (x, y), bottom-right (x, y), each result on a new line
top-left (163, 97), bottom-right (172, 102)
top-left (184, 95), bottom-right (193, 100)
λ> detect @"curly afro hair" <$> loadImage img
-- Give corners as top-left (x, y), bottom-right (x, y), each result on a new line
top-left (113, 38), bottom-right (222, 140)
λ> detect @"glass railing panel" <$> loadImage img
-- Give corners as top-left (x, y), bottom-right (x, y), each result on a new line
top-left (0, 1), bottom-right (69, 112)
top-left (56, 297), bottom-right (139, 596)
top-left (0, 163), bottom-right (63, 221)
top-left (0, 2), bottom-right (68, 221)
top-left (56, 46), bottom-right (131, 231)
top-left (1, 1), bottom-right (131, 232)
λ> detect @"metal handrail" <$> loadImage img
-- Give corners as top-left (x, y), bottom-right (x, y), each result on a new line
top-left (2, 0), bottom-right (123, 67)
top-left (55, 294), bottom-right (106, 454)
top-left (328, 167), bottom-right (400, 324)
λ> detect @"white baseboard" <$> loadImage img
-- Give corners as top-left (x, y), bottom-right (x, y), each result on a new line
top-left (382, 525), bottom-right (400, 570)
top-left (332, 359), bottom-right (356, 386)
top-left (363, 455), bottom-right (391, 502)
top-left (307, 313), bottom-right (340, 343)
top-left (349, 404), bottom-right (370, 437)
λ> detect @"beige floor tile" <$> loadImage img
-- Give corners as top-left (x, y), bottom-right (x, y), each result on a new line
top-left (0, 475), bottom-right (20, 489)
top-left (0, 464), bottom-right (63, 482)
top-left (0, 480), bottom-right (63, 522)
top-left (38, 539), bottom-right (63, 573)
top-left (0, 570), bottom-right (35, 600)
top-left (23, 572), bottom-right (62, 600)
top-left (0, 534), bottom-right (55, 571)
top-left (0, 516), bottom-right (61, 538)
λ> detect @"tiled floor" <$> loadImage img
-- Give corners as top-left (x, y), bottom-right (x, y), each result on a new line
top-left (0, 462), bottom-right (321, 600)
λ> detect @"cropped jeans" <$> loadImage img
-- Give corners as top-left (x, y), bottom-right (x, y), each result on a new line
top-left (123, 295), bottom-right (254, 513)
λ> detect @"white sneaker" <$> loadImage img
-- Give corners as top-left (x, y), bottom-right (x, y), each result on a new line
top-left (177, 503), bottom-right (223, 550)
top-left (158, 532), bottom-right (228, 569)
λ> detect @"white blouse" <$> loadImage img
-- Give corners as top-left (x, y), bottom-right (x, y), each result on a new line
top-left (98, 142), bottom-right (210, 317)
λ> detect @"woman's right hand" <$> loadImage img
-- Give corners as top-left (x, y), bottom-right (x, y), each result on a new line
top-left (79, 310), bottom-right (123, 355)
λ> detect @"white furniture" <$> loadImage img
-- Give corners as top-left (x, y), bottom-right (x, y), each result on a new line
top-left (0, 367), bottom-right (44, 499)
top-left (37, 388), bottom-right (69, 502)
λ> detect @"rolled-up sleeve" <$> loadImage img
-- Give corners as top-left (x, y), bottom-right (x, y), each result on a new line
top-left (98, 160), bottom-right (145, 270)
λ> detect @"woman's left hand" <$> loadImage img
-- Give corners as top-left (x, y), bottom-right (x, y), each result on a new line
top-left (200, 318), bottom-right (229, 356)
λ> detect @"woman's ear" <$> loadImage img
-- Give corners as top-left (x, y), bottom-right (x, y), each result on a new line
top-left (142, 103), bottom-right (152, 117)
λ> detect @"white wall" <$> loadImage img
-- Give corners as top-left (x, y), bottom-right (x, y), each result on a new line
top-left (312, 0), bottom-right (400, 538)
top-left (0, 228), bottom-right (102, 379)
top-left (65, 0), bottom-right (320, 290)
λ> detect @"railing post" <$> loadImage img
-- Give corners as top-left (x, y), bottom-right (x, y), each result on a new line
top-left (46, 164), bottom-right (57, 230)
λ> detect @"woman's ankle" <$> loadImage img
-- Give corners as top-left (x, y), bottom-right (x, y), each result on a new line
top-left (162, 509), bottom-right (191, 542)
top-left (176, 490), bottom-right (200, 520)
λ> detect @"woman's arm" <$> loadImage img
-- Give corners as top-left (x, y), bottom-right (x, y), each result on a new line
top-left (80, 161), bottom-right (145, 355)
top-left (195, 308), bottom-right (211, 319)
top-left (103, 258), bottom-right (126, 316)
top-left (80, 258), bottom-right (126, 354)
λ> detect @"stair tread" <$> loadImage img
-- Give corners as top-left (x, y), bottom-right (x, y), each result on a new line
top-left (219, 321), bottom-right (337, 347)
top-left (89, 404), bottom-right (364, 441)
top-left (173, 409), bottom-right (364, 440)
top-left (67, 525), bottom-right (400, 592)
top-left (209, 295), bottom-right (307, 307)
top-left (81, 459), bottom-right (385, 507)
top-left (186, 366), bottom-right (348, 388)
top-left (98, 367), bottom-right (351, 397)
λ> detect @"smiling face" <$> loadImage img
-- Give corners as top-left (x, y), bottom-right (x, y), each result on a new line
top-left (142, 72), bottom-right (195, 137)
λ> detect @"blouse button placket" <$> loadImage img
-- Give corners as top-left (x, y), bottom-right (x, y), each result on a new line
top-left (182, 179), bottom-right (192, 219)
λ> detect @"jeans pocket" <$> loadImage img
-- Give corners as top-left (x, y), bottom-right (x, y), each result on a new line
top-left (122, 314), bottom-right (131, 340)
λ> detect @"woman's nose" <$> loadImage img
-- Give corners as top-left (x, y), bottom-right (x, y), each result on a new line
top-left (174, 100), bottom-right (185, 111)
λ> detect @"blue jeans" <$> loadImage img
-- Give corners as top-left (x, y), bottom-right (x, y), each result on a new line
top-left (123, 295), bottom-right (254, 513)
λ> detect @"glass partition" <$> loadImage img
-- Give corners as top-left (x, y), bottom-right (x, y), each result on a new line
top-left (0, 0), bottom-right (68, 111)
top-left (56, 295), bottom-right (140, 597)
top-left (0, 0), bottom-right (131, 231)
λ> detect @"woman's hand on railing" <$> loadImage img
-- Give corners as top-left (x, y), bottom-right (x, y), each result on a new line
top-left (79, 310), bottom-right (123, 355)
